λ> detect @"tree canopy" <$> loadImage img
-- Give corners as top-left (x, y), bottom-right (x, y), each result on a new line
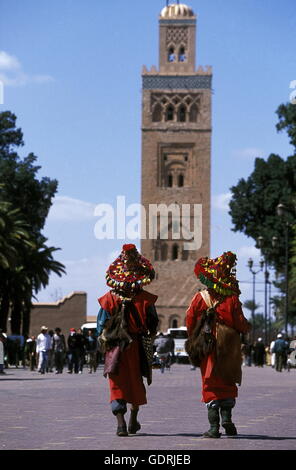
top-left (229, 102), bottom-right (296, 334)
top-left (229, 153), bottom-right (296, 270)
top-left (0, 111), bottom-right (65, 335)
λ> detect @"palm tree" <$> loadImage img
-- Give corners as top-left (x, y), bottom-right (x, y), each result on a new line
top-left (0, 201), bottom-right (33, 269)
top-left (0, 201), bottom-right (33, 332)
top-left (8, 237), bottom-right (66, 336)
top-left (0, 202), bottom-right (66, 334)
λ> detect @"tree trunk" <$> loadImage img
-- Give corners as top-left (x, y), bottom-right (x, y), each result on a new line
top-left (0, 290), bottom-right (10, 332)
top-left (22, 299), bottom-right (32, 338)
top-left (10, 298), bottom-right (22, 335)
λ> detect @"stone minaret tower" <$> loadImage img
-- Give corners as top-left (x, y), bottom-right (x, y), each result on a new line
top-left (141, 2), bottom-right (212, 331)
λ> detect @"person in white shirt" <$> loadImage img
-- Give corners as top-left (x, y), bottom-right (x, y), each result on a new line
top-left (270, 340), bottom-right (275, 368)
top-left (36, 326), bottom-right (51, 374)
top-left (0, 329), bottom-right (7, 374)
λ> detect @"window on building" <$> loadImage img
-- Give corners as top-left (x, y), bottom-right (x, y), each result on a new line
top-left (161, 243), bottom-right (168, 261)
top-left (168, 47), bottom-right (176, 62)
top-left (167, 174), bottom-right (173, 187)
top-left (178, 105), bottom-right (186, 122)
top-left (178, 174), bottom-right (184, 187)
top-left (189, 103), bottom-right (198, 122)
top-left (166, 105), bottom-right (174, 121)
top-left (172, 319), bottom-right (178, 328)
top-left (178, 46), bottom-right (186, 62)
top-left (172, 244), bottom-right (179, 260)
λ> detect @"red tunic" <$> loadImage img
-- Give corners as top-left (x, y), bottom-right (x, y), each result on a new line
top-left (98, 290), bottom-right (157, 406)
top-left (186, 292), bottom-right (250, 403)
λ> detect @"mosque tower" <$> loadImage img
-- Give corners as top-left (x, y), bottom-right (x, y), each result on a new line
top-left (141, 2), bottom-right (212, 330)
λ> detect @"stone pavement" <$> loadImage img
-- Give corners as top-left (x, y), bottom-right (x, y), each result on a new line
top-left (0, 363), bottom-right (295, 451)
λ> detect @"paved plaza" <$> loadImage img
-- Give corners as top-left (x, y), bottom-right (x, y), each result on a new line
top-left (0, 363), bottom-right (295, 451)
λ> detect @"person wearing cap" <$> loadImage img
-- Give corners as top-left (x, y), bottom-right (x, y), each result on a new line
top-left (36, 326), bottom-right (51, 374)
top-left (97, 244), bottom-right (159, 437)
top-left (272, 333), bottom-right (289, 372)
top-left (186, 252), bottom-right (251, 438)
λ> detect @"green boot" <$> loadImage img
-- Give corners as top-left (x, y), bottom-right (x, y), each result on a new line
top-left (220, 408), bottom-right (237, 436)
top-left (128, 408), bottom-right (141, 434)
top-left (203, 407), bottom-right (221, 438)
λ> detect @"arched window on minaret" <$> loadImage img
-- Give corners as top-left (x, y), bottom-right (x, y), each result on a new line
top-left (178, 45), bottom-right (186, 62)
top-left (178, 173), bottom-right (184, 187)
top-left (161, 243), bottom-right (168, 261)
top-left (167, 173), bottom-right (173, 187)
top-left (166, 104), bottom-right (174, 121)
top-left (168, 46), bottom-right (176, 62)
top-left (152, 103), bottom-right (162, 122)
top-left (178, 105), bottom-right (186, 122)
top-left (172, 243), bottom-right (179, 260)
top-left (189, 103), bottom-right (198, 122)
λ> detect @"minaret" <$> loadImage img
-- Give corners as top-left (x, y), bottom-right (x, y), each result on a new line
top-left (141, 2), bottom-right (212, 331)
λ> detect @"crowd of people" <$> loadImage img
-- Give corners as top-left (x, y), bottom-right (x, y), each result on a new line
top-left (241, 334), bottom-right (296, 371)
top-left (0, 326), bottom-right (103, 375)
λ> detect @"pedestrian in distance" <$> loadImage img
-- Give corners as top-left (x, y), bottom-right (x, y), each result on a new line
top-left (67, 328), bottom-right (80, 374)
top-left (0, 329), bottom-right (7, 374)
top-left (25, 336), bottom-right (37, 371)
top-left (185, 252), bottom-right (251, 438)
top-left (253, 337), bottom-right (265, 367)
top-left (46, 329), bottom-right (55, 373)
top-left (154, 332), bottom-right (173, 373)
top-left (36, 326), bottom-right (51, 374)
top-left (241, 341), bottom-right (253, 367)
top-left (97, 244), bottom-right (159, 437)
top-left (85, 329), bottom-right (98, 373)
top-left (53, 328), bottom-right (66, 374)
top-left (269, 339), bottom-right (276, 368)
top-left (75, 328), bottom-right (86, 374)
top-left (272, 333), bottom-right (289, 372)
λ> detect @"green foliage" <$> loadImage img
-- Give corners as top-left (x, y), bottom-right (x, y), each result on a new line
top-left (289, 225), bottom-right (296, 313)
top-left (0, 201), bottom-right (33, 269)
top-left (0, 111), bottom-right (65, 335)
top-left (229, 154), bottom-right (296, 270)
top-left (243, 300), bottom-right (261, 313)
top-left (229, 101), bottom-right (296, 333)
top-left (0, 111), bottom-right (24, 152)
top-left (276, 102), bottom-right (296, 150)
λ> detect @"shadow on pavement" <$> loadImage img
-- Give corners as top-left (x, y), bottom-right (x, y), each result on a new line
top-left (131, 433), bottom-right (296, 441)
top-left (233, 434), bottom-right (296, 440)
top-left (0, 377), bottom-right (46, 381)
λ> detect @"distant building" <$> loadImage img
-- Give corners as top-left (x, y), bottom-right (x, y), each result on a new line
top-left (29, 291), bottom-right (87, 336)
top-left (141, 3), bottom-right (212, 330)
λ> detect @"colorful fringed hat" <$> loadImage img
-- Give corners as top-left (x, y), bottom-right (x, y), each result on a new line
top-left (105, 244), bottom-right (155, 293)
top-left (194, 251), bottom-right (240, 296)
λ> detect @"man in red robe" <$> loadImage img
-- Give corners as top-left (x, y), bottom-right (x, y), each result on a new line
top-left (186, 251), bottom-right (251, 438)
top-left (97, 244), bottom-right (158, 436)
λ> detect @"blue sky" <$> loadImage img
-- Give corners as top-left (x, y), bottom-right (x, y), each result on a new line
top-left (0, 0), bottom-right (295, 319)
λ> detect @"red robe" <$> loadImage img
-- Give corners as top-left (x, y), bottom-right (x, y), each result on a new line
top-left (98, 290), bottom-right (157, 406)
top-left (186, 292), bottom-right (250, 403)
